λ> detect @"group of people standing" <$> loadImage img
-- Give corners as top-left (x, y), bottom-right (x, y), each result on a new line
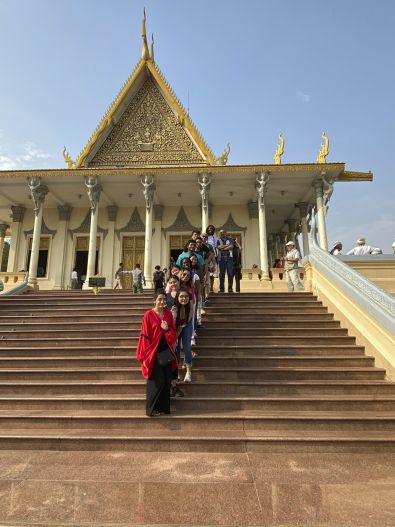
top-left (136, 225), bottom-right (242, 417)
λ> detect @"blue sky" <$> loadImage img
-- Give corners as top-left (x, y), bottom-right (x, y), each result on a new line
top-left (0, 0), bottom-right (394, 252)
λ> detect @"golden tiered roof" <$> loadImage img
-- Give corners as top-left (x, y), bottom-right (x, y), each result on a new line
top-left (74, 12), bottom-right (217, 168)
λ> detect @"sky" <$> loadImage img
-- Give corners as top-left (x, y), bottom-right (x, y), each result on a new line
top-left (0, 0), bottom-right (394, 252)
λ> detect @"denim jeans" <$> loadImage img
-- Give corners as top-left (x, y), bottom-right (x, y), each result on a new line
top-left (177, 319), bottom-right (194, 367)
top-left (219, 257), bottom-right (234, 291)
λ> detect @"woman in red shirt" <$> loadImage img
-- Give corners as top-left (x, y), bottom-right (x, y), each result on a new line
top-left (136, 290), bottom-right (178, 417)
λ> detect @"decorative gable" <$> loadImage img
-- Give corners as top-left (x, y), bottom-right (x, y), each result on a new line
top-left (89, 77), bottom-right (206, 167)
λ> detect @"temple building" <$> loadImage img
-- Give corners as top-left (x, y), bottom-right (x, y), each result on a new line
top-left (0, 14), bottom-right (372, 290)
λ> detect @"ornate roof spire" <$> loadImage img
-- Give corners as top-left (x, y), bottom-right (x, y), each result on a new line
top-left (141, 8), bottom-right (150, 60)
top-left (150, 33), bottom-right (155, 63)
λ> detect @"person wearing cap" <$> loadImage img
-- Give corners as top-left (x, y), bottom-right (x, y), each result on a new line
top-left (283, 241), bottom-right (304, 292)
top-left (330, 241), bottom-right (343, 256)
top-left (346, 238), bottom-right (381, 256)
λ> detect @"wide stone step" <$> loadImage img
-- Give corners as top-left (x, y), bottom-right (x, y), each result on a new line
top-left (0, 344), bottom-right (366, 357)
top-left (0, 320), bottom-right (343, 330)
top-left (0, 410), bottom-right (393, 433)
top-left (0, 395), bottom-right (393, 412)
top-left (0, 428), bottom-right (393, 453)
top-left (0, 355), bottom-right (375, 368)
top-left (196, 336), bottom-right (356, 345)
top-left (0, 366), bottom-right (385, 381)
top-left (0, 380), bottom-right (393, 396)
top-left (0, 327), bottom-right (350, 339)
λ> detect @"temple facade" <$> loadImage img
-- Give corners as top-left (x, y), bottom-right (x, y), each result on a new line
top-left (0, 15), bottom-right (372, 290)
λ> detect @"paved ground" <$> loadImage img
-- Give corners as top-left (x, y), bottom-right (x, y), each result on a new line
top-left (0, 449), bottom-right (394, 526)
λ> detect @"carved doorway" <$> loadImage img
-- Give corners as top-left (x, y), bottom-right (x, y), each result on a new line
top-left (122, 236), bottom-right (145, 289)
top-left (169, 235), bottom-right (191, 266)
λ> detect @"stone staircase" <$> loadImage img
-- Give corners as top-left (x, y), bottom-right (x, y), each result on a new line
top-left (0, 290), bottom-right (394, 452)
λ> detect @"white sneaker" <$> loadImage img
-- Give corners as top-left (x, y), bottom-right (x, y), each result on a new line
top-left (191, 337), bottom-right (196, 346)
top-left (201, 309), bottom-right (206, 315)
top-left (184, 371), bottom-right (192, 383)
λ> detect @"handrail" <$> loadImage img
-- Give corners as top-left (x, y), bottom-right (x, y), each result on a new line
top-left (304, 215), bottom-right (395, 335)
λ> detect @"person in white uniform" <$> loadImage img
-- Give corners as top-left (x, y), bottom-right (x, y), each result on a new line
top-left (283, 241), bottom-right (304, 292)
top-left (346, 238), bottom-right (381, 256)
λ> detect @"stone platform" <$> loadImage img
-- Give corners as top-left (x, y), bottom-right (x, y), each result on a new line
top-left (0, 449), bottom-right (394, 526)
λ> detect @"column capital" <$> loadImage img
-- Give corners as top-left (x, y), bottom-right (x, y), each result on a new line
top-left (28, 176), bottom-right (48, 215)
top-left (247, 202), bottom-right (258, 219)
top-left (11, 205), bottom-right (25, 223)
top-left (296, 202), bottom-right (309, 217)
top-left (140, 175), bottom-right (155, 210)
top-left (107, 205), bottom-right (118, 222)
top-left (198, 173), bottom-right (211, 213)
top-left (85, 176), bottom-right (102, 212)
top-left (255, 171), bottom-right (270, 206)
top-left (58, 204), bottom-right (72, 221)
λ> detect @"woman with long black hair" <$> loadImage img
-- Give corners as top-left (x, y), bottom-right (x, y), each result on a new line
top-left (175, 287), bottom-right (194, 383)
top-left (136, 290), bottom-right (178, 416)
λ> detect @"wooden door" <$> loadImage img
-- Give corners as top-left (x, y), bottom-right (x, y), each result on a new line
top-left (122, 236), bottom-right (145, 289)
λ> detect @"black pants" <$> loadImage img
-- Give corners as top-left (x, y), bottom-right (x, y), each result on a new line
top-left (234, 269), bottom-right (241, 293)
top-left (146, 359), bottom-right (172, 416)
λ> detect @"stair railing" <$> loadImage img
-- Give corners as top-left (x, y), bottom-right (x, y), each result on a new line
top-left (304, 214), bottom-right (395, 334)
top-left (0, 272), bottom-right (29, 296)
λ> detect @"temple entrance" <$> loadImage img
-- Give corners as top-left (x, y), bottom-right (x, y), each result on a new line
top-left (26, 237), bottom-right (51, 277)
top-left (122, 236), bottom-right (145, 289)
top-left (169, 235), bottom-right (191, 266)
top-left (74, 237), bottom-right (99, 288)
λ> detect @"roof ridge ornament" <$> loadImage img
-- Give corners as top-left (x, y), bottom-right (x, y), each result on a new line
top-left (150, 33), bottom-right (155, 63)
top-left (141, 8), bottom-right (150, 61)
top-left (273, 133), bottom-right (284, 165)
top-left (316, 131), bottom-right (329, 163)
top-left (215, 142), bottom-right (230, 165)
top-left (62, 146), bottom-right (75, 169)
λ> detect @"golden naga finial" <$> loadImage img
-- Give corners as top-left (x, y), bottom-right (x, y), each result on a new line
top-left (150, 34), bottom-right (155, 62)
top-left (62, 146), bottom-right (75, 169)
top-left (141, 8), bottom-right (150, 60)
top-left (316, 131), bottom-right (329, 163)
top-left (273, 133), bottom-right (285, 165)
top-left (215, 142), bottom-right (231, 165)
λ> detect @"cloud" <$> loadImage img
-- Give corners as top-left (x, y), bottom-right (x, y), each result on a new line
top-left (296, 90), bottom-right (311, 103)
top-left (0, 155), bottom-right (19, 170)
top-left (0, 139), bottom-right (52, 169)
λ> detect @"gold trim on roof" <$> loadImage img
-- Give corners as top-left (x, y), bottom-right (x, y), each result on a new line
top-left (0, 162), bottom-right (362, 179)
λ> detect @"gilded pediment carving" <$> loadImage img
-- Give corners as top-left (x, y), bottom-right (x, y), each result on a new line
top-left (162, 206), bottom-right (199, 237)
top-left (219, 213), bottom-right (247, 233)
top-left (115, 208), bottom-right (145, 240)
top-left (24, 218), bottom-right (57, 237)
top-left (89, 78), bottom-right (206, 167)
top-left (68, 210), bottom-right (108, 239)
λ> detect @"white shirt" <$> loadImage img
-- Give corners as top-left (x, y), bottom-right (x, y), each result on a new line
top-left (346, 245), bottom-right (378, 256)
top-left (284, 248), bottom-right (301, 270)
top-left (71, 270), bottom-right (78, 280)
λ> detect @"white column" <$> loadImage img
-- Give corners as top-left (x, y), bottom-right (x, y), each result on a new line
top-left (0, 224), bottom-right (9, 270)
top-left (53, 205), bottom-right (72, 289)
top-left (7, 206), bottom-right (25, 272)
top-left (255, 172), bottom-right (270, 281)
top-left (153, 205), bottom-right (163, 268)
top-left (296, 202), bottom-right (310, 256)
top-left (314, 178), bottom-right (328, 250)
top-left (141, 175), bottom-right (155, 288)
top-left (84, 176), bottom-right (102, 289)
top-left (27, 177), bottom-right (49, 289)
top-left (247, 202), bottom-right (260, 267)
top-left (103, 206), bottom-right (118, 288)
top-left (198, 173), bottom-right (211, 232)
